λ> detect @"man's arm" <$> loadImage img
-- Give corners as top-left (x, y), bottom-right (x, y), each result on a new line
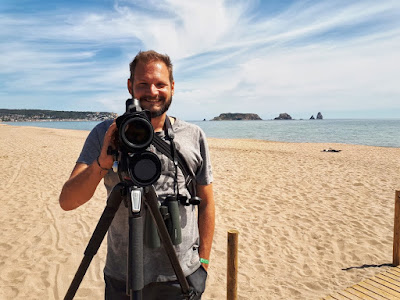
top-left (59, 122), bottom-right (117, 211)
top-left (197, 183), bottom-right (215, 271)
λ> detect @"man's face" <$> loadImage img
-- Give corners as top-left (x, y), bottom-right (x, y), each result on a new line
top-left (129, 60), bottom-right (174, 118)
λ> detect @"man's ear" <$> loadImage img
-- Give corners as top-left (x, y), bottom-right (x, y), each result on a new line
top-left (171, 80), bottom-right (175, 96)
top-left (127, 79), bottom-right (133, 95)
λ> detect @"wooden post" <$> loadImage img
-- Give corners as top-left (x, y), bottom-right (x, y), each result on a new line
top-left (227, 230), bottom-right (239, 300)
top-left (393, 191), bottom-right (400, 266)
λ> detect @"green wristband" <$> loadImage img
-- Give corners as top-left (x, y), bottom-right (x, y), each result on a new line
top-left (200, 258), bottom-right (209, 264)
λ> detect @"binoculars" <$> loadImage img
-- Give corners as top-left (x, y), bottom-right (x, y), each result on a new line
top-left (145, 194), bottom-right (202, 248)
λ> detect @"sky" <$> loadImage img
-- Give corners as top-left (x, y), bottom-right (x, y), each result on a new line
top-left (1, 0), bottom-right (399, 120)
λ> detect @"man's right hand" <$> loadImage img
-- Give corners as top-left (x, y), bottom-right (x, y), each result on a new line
top-left (59, 121), bottom-right (118, 211)
top-left (97, 121), bottom-right (118, 170)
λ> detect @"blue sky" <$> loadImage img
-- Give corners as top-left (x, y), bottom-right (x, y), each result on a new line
top-left (1, 0), bottom-right (399, 120)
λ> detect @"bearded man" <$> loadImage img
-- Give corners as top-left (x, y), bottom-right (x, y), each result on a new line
top-left (59, 50), bottom-right (215, 300)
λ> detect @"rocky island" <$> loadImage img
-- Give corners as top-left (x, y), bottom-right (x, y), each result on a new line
top-left (274, 113), bottom-right (292, 120)
top-left (212, 113), bottom-right (262, 121)
top-left (310, 112), bottom-right (323, 120)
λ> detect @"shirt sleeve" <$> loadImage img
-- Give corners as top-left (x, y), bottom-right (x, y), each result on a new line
top-left (77, 121), bottom-right (110, 165)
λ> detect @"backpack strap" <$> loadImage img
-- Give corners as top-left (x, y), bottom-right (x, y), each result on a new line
top-left (152, 117), bottom-right (197, 197)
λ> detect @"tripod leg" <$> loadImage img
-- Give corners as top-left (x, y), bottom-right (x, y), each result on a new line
top-left (64, 256), bottom-right (94, 300)
top-left (144, 186), bottom-right (193, 298)
top-left (127, 187), bottom-right (144, 300)
top-left (64, 183), bottom-right (125, 300)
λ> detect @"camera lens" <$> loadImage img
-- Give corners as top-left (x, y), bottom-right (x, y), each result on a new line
top-left (128, 151), bottom-right (161, 186)
top-left (124, 119), bottom-right (151, 145)
top-left (133, 159), bottom-right (157, 181)
top-left (121, 117), bottom-right (153, 151)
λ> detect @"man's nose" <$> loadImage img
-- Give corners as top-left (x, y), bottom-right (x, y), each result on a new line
top-left (149, 84), bottom-right (159, 96)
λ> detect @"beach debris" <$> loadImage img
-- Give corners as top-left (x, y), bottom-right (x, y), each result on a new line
top-left (322, 148), bottom-right (341, 152)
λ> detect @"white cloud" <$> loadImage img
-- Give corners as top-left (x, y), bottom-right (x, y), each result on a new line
top-left (1, 0), bottom-right (400, 119)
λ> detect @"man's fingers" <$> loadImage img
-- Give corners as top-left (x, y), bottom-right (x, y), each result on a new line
top-left (104, 121), bottom-right (118, 147)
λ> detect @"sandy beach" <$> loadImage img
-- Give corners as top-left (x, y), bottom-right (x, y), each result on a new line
top-left (1, 124), bottom-right (400, 300)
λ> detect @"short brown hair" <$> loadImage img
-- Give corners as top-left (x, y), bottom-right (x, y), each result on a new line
top-left (129, 50), bottom-right (174, 83)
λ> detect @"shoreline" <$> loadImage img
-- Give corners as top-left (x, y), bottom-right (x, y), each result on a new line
top-left (1, 123), bottom-right (399, 149)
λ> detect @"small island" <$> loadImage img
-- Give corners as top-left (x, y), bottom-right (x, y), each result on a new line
top-left (273, 112), bottom-right (324, 120)
top-left (310, 112), bottom-right (323, 120)
top-left (274, 113), bottom-right (292, 120)
top-left (212, 113), bottom-right (262, 121)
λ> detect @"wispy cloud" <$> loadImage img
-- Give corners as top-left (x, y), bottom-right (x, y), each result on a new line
top-left (1, 0), bottom-right (399, 118)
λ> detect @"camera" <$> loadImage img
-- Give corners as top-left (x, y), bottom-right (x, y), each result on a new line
top-left (114, 99), bottom-right (161, 187)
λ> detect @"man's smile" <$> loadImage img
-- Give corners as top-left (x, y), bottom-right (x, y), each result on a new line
top-left (141, 97), bottom-right (163, 103)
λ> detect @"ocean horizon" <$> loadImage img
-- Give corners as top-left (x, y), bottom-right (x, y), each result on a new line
top-left (3, 119), bottom-right (400, 148)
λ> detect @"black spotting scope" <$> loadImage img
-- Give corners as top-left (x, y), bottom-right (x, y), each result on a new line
top-left (115, 99), bottom-right (161, 187)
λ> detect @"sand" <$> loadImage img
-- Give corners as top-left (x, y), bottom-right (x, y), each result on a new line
top-left (1, 124), bottom-right (400, 299)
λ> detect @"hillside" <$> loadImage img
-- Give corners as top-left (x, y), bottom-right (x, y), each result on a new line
top-left (0, 109), bottom-right (117, 122)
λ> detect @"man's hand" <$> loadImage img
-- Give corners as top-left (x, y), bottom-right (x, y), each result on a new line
top-left (197, 183), bottom-right (215, 271)
top-left (59, 121), bottom-right (117, 210)
top-left (97, 121), bottom-right (118, 170)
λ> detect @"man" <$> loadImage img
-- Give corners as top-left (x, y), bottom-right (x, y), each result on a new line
top-left (59, 50), bottom-right (215, 299)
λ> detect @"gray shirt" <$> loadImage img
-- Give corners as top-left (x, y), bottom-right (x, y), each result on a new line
top-left (77, 118), bottom-right (213, 284)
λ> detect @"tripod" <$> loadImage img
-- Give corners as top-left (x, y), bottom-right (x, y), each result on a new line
top-left (64, 182), bottom-right (195, 300)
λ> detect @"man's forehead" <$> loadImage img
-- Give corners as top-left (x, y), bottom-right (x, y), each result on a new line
top-left (133, 61), bottom-right (170, 84)
top-left (135, 60), bottom-right (167, 75)
top-left (137, 60), bottom-right (167, 70)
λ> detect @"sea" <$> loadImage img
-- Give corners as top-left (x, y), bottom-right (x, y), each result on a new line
top-left (3, 119), bottom-right (400, 148)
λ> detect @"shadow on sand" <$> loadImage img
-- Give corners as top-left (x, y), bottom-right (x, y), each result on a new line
top-left (342, 263), bottom-right (394, 271)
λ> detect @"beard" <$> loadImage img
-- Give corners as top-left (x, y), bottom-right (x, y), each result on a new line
top-left (135, 95), bottom-right (172, 118)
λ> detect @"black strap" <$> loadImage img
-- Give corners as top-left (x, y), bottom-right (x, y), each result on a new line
top-left (152, 117), bottom-right (196, 197)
